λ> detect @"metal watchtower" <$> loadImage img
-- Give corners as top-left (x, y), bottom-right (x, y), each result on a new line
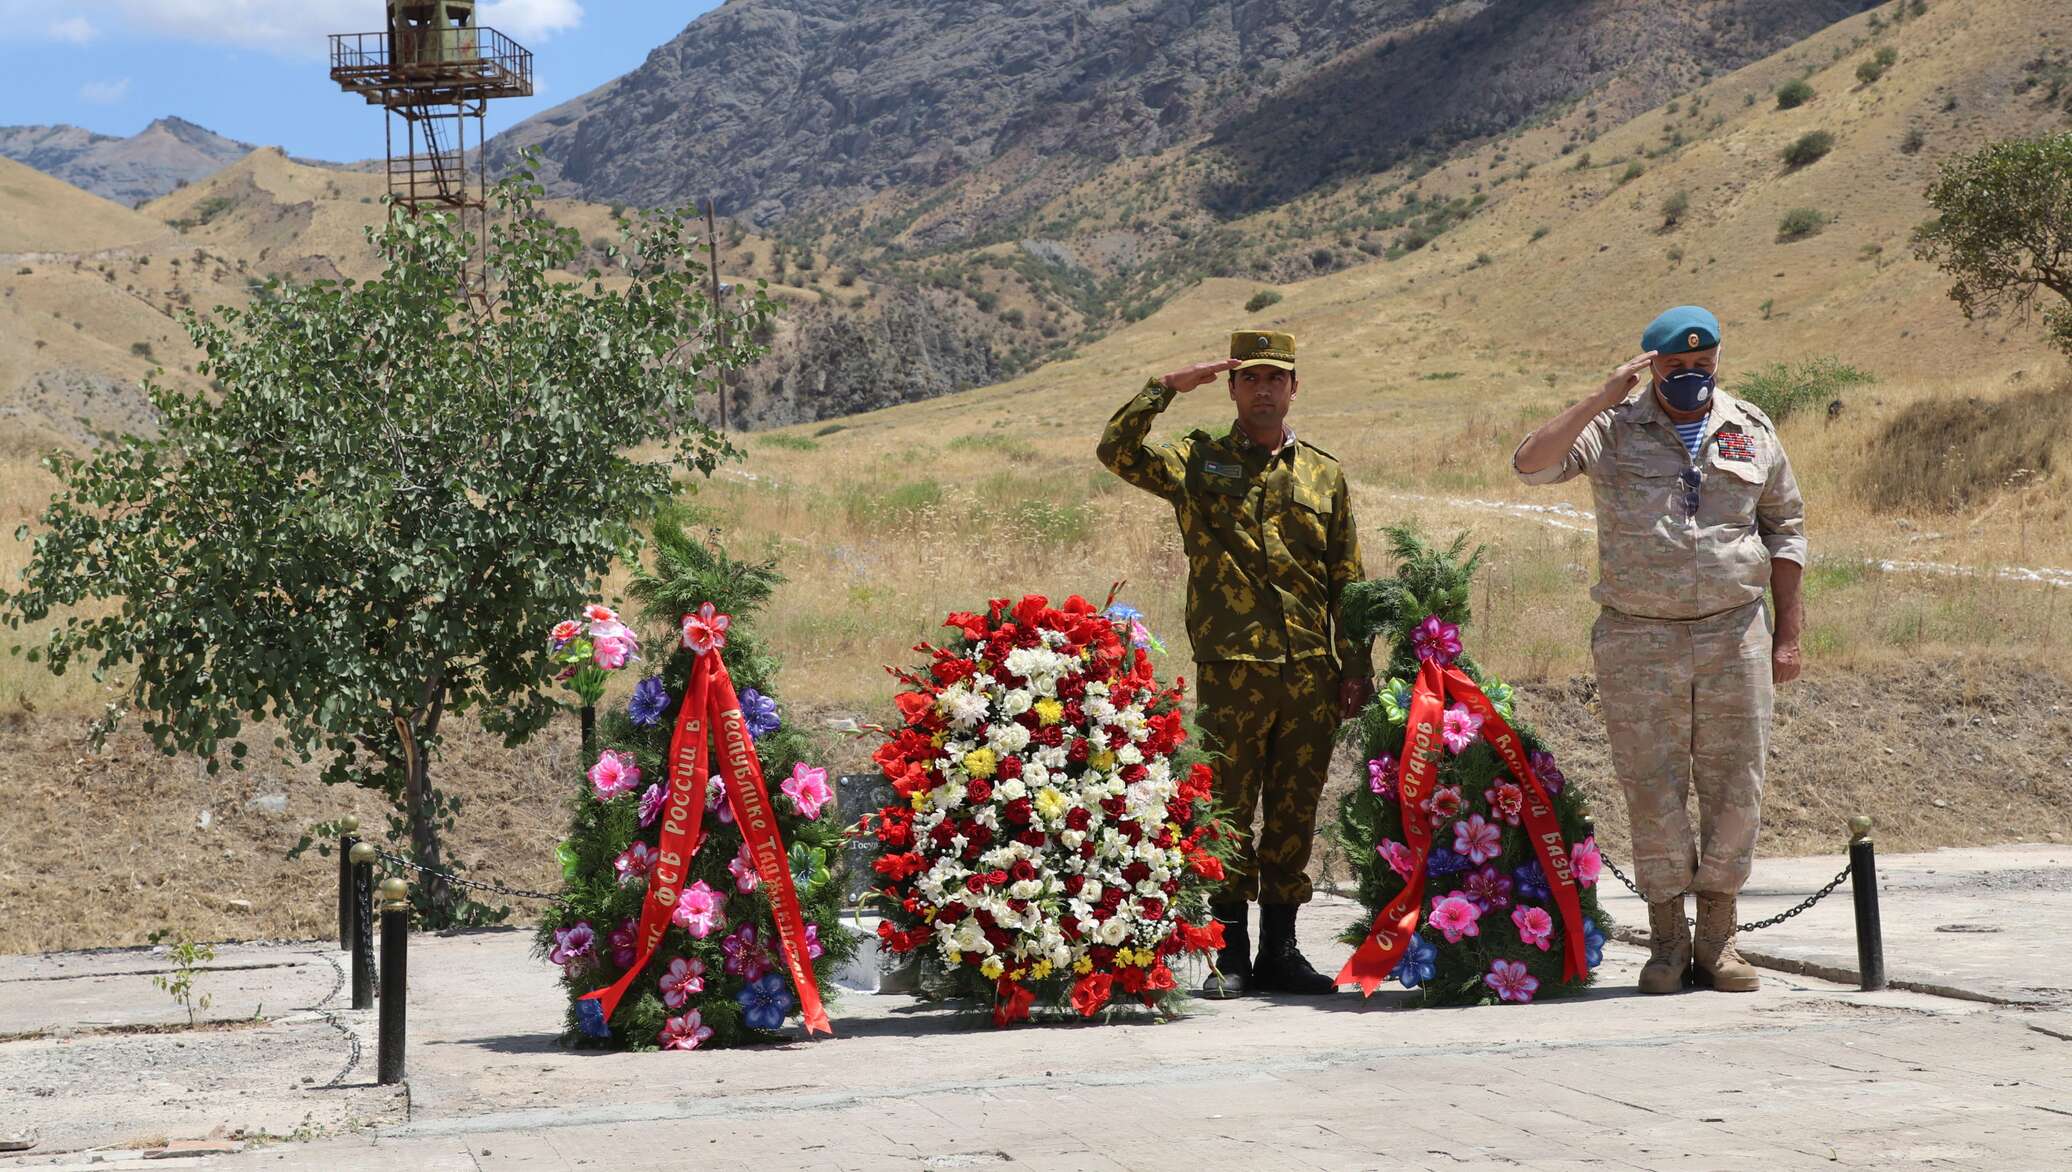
top-left (329, 3), bottom-right (532, 239)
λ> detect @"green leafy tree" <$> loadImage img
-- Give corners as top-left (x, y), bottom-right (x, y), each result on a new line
top-left (1913, 132), bottom-right (2072, 357)
top-left (3, 161), bottom-right (771, 925)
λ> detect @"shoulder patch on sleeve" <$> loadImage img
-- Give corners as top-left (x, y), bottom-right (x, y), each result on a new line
top-left (1297, 438), bottom-right (1341, 463)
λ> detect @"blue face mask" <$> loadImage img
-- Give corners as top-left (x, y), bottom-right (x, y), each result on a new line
top-left (1658, 369), bottom-right (1715, 412)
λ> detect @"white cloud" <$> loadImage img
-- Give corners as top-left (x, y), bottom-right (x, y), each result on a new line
top-left (79, 77), bottom-right (130, 104)
top-left (22, 2), bottom-right (580, 57)
top-left (49, 15), bottom-right (97, 42)
top-left (480, 0), bottom-right (583, 42)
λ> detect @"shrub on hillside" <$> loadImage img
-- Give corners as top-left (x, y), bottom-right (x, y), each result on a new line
top-left (1776, 207), bottom-right (1832, 242)
top-left (1733, 356), bottom-right (1875, 423)
top-left (1775, 79), bottom-right (1815, 110)
top-left (1245, 289), bottom-right (1284, 313)
top-left (1660, 190), bottom-right (1690, 229)
top-left (1618, 161), bottom-right (1645, 185)
top-left (1782, 131), bottom-right (1836, 169)
top-left (1900, 127), bottom-right (1927, 155)
top-left (1856, 382), bottom-right (2072, 512)
top-left (1856, 47), bottom-right (1898, 85)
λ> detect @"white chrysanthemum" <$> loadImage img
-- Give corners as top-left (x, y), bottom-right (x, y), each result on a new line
top-left (1021, 761), bottom-right (1050, 789)
top-left (999, 688), bottom-right (1034, 717)
top-left (988, 722), bottom-right (1031, 755)
top-left (1060, 829), bottom-right (1086, 850)
top-left (1086, 696), bottom-right (1117, 723)
top-left (995, 777), bottom-right (1028, 802)
top-left (940, 686), bottom-right (992, 729)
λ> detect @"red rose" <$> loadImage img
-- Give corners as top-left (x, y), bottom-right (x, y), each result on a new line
top-left (1060, 914), bottom-right (1083, 940)
top-left (1063, 874), bottom-right (1086, 896)
top-left (1016, 830), bottom-right (1047, 848)
top-left (1065, 807), bottom-right (1092, 831)
top-left (966, 778), bottom-right (993, 804)
top-left (1068, 737), bottom-right (1091, 764)
top-left (1138, 898), bottom-right (1165, 920)
top-left (1122, 860), bottom-right (1151, 885)
top-left (1003, 797), bottom-right (1034, 826)
top-left (1010, 858), bottom-right (1039, 883)
top-left (996, 755), bottom-right (1023, 781)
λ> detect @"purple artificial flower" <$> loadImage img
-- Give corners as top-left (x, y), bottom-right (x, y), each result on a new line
top-left (628, 676), bottom-right (672, 727)
top-left (1486, 958), bottom-right (1539, 1003)
top-left (721, 923), bottom-right (775, 982)
top-left (739, 687), bottom-right (781, 740)
top-left (1530, 749), bottom-right (1566, 795)
top-left (638, 783), bottom-right (666, 828)
top-left (1410, 615), bottom-right (1463, 666)
top-left (1366, 753), bottom-right (1399, 800)
top-left (1513, 859), bottom-right (1551, 904)
top-left (549, 921), bottom-right (595, 968)
top-left (1426, 846), bottom-right (1472, 878)
top-left (1462, 864), bottom-right (1513, 912)
top-left (608, 917), bottom-right (638, 967)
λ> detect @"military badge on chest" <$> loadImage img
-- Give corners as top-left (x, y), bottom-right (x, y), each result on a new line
top-left (1716, 430), bottom-right (1756, 463)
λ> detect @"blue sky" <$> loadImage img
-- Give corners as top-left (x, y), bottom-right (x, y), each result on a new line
top-left (0, 2), bottom-right (722, 161)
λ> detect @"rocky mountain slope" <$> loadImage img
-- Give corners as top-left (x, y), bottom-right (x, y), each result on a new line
top-left (0, 117), bottom-right (259, 207)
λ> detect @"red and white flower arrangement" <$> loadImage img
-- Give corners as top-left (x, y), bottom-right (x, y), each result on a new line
top-left (860, 594), bottom-right (1232, 1026)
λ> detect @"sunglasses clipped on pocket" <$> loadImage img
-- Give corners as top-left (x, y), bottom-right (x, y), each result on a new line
top-left (1678, 467), bottom-right (1701, 519)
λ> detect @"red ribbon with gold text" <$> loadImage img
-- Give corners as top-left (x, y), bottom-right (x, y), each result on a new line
top-left (1337, 659), bottom-right (1587, 993)
top-left (578, 645), bottom-right (831, 1036)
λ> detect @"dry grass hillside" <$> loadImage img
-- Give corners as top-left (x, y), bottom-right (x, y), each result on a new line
top-left (1, 0), bottom-right (2070, 951)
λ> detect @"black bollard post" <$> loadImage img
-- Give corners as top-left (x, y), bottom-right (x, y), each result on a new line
top-left (336, 815), bottom-right (359, 951)
top-left (1848, 815), bottom-right (1886, 992)
top-left (377, 877), bottom-right (409, 1085)
top-left (349, 842), bottom-right (378, 1010)
top-left (580, 702), bottom-right (596, 760)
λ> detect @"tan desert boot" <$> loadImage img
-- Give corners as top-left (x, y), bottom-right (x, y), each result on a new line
top-left (1638, 895), bottom-right (1692, 994)
top-left (1694, 893), bottom-right (1762, 992)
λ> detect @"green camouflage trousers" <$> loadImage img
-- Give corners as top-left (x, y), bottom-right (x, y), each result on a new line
top-left (1591, 600), bottom-right (1772, 903)
top-left (1195, 658), bottom-right (1339, 905)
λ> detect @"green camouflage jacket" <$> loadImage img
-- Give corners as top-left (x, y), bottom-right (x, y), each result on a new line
top-left (1098, 378), bottom-right (1370, 676)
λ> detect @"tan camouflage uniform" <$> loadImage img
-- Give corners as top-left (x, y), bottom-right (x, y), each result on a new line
top-left (1099, 379), bottom-right (1368, 904)
top-left (1515, 388), bottom-right (1806, 902)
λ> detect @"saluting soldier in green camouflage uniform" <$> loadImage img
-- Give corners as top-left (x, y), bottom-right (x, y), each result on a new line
top-left (1098, 329), bottom-right (1373, 997)
top-left (1513, 306), bottom-right (1807, 995)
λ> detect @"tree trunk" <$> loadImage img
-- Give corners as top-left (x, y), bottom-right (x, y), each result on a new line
top-left (395, 713), bottom-right (455, 924)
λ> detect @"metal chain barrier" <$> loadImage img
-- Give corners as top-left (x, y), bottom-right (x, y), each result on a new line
top-left (367, 846), bottom-right (565, 904)
top-left (304, 949), bottom-right (362, 1090)
top-left (1601, 853), bottom-right (1854, 934)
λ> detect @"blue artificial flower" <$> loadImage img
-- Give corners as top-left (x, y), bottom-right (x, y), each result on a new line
top-left (739, 687), bottom-right (781, 740)
top-left (1104, 603), bottom-right (1145, 623)
top-left (1425, 846), bottom-right (1471, 878)
top-left (736, 972), bottom-right (796, 1031)
top-left (627, 675), bottom-right (671, 727)
top-left (1582, 917), bottom-right (1606, 969)
top-left (1513, 860), bottom-right (1551, 904)
top-left (1389, 933), bottom-right (1439, 989)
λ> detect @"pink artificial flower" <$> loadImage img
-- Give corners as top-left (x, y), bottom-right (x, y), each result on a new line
top-left (658, 956), bottom-right (707, 1009)
top-left (672, 880), bottom-right (726, 939)
top-left (1367, 753), bottom-right (1399, 799)
top-left (728, 842), bottom-right (761, 894)
top-left (548, 921), bottom-right (594, 968)
top-left (1571, 835), bottom-right (1603, 888)
top-left (638, 783), bottom-right (666, 827)
top-left (1377, 838), bottom-right (1417, 880)
top-left (782, 762), bottom-right (833, 820)
top-left (613, 840), bottom-right (657, 885)
top-left (1512, 904), bottom-right (1554, 951)
top-left (680, 602), bottom-right (731, 655)
top-left (804, 922), bottom-right (824, 961)
top-left (1441, 703), bottom-right (1484, 755)
top-left (591, 633), bottom-right (633, 670)
top-left (583, 604), bottom-right (619, 625)
top-left (721, 923), bottom-right (775, 981)
top-left (608, 918), bottom-right (638, 967)
top-left (1484, 780), bottom-right (1525, 826)
top-left (588, 750), bottom-right (641, 801)
top-left (1485, 958), bottom-right (1540, 1003)
top-left (1410, 615), bottom-right (1463, 666)
top-left (549, 619), bottom-right (581, 649)
top-left (1452, 814), bottom-right (1502, 866)
top-left (1428, 895), bottom-right (1483, 943)
top-left (1424, 785), bottom-right (1462, 829)
top-left (658, 1010), bottom-right (714, 1051)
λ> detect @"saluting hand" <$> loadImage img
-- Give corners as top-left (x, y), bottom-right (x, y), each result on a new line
top-left (1598, 351), bottom-right (1659, 407)
top-left (1160, 358), bottom-right (1241, 393)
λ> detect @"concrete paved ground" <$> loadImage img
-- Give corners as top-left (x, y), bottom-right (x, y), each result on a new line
top-left (4, 845), bottom-right (2070, 1171)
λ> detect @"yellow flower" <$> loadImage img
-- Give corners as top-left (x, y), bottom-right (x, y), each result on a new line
top-left (1033, 786), bottom-right (1068, 821)
top-left (1073, 955), bottom-right (1095, 975)
top-left (922, 907), bottom-right (937, 923)
top-left (980, 956), bottom-right (1005, 980)
top-left (1089, 750), bottom-right (1116, 773)
top-left (946, 947), bottom-right (962, 966)
top-left (1009, 966), bottom-right (1026, 981)
top-left (909, 788), bottom-right (931, 813)
top-left (963, 747), bottom-right (998, 779)
top-left (931, 731), bottom-right (948, 749)
top-left (1034, 698), bottom-right (1064, 726)
top-left (1029, 960), bottom-right (1054, 980)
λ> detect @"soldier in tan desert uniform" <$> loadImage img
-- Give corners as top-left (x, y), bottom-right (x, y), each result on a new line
top-left (1098, 329), bottom-right (1372, 997)
top-left (1512, 306), bottom-right (1806, 994)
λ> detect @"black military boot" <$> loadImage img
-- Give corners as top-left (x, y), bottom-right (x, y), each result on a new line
top-left (1251, 903), bottom-right (1339, 995)
top-left (1200, 901), bottom-right (1251, 998)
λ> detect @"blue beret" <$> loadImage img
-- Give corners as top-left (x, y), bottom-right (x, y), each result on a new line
top-left (1642, 305), bottom-right (1721, 355)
